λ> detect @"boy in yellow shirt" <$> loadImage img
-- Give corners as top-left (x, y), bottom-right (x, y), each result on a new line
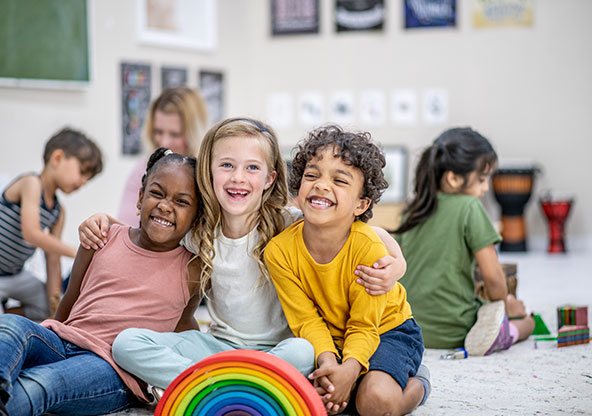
top-left (264, 125), bottom-right (429, 415)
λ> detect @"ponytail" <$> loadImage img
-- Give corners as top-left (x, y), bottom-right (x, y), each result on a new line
top-left (395, 145), bottom-right (442, 233)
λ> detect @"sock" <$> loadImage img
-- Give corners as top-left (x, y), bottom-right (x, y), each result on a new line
top-left (415, 363), bottom-right (431, 406)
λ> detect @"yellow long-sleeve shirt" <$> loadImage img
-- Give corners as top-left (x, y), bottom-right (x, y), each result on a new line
top-left (264, 219), bottom-right (412, 371)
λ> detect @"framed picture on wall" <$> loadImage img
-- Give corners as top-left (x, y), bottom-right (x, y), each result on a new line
top-left (335, 0), bottom-right (385, 32)
top-left (137, 0), bottom-right (216, 51)
top-left (381, 146), bottom-right (408, 203)
top-left (199, 70), bottom-right (224, 123)
top-left (161, 66), bottom-right (187, 89)
top-left (121, 62), bottom-right (151, 155)
top-left (404, 0), bottom-right (456, 29)
top-left (271, 0), bottom-right (319, 35)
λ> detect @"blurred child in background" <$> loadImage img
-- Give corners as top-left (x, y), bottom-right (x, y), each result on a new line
top-left (394, 127), bottom-right (534, 356)
top-left (0, 128), bottom-right (102, 320)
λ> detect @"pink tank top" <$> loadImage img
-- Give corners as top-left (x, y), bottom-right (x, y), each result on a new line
top-left (42, 224), bottom-right (191, 400)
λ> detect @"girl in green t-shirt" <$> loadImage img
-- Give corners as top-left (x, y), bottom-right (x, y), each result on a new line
top-left (395, 127), bottom-right (534, 355)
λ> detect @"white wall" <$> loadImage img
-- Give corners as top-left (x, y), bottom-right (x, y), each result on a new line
top-left (1, 0), bottom-right (591, 250)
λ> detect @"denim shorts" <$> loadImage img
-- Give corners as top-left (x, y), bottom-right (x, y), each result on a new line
top-left (365, 318), bottom-right (424, 390)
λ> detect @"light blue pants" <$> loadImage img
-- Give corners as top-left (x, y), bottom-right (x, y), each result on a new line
top-left (112, 328), bottom-right (315, 389)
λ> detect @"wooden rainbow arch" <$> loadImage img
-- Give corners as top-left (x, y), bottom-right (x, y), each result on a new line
top-left (155, 349), bottom-right (327, 416)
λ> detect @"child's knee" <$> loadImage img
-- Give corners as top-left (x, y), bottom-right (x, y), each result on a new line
top-left (112, 328), bottom-right (148, 362)
top-left (292, 338), bottom-right (315, 372)
top-left (0, 313), bottom-right (30, 332)
top-left (356, 374), bottom-right (404, 416)
top-left (275, 337), bottom-right (315, 376)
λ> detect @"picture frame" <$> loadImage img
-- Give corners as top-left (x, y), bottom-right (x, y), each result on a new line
top-left (199, 70), bottom-right (225, 123)
top-left (161, 66), bottom-right (187, 89)
top-left (136, 0), bottom-right (216, 51)
top-left (271, 0), bottom-right (320, 36)
top-left (121, 62), bottom-right (151, 155)
top-left (381, 146), bottom-right (408, 203)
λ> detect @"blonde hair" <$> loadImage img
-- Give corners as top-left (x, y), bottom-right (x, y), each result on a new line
top-left (193, 117), bottom-right (288, 296)
top-left (142, 87), bottom-right (209, 157)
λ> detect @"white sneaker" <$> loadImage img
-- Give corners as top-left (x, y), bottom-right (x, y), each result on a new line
top-left (147, 384), bottom-right (165, 404)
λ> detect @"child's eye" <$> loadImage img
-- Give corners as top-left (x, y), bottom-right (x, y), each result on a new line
top-left (221, 162), bottom-right (232, 168)
top-left (335, 179), bottom-right (348, 185)
top-left (150, 190), bottom-right (163, 197)
top-left (303, 173), bottom-right (317, 179)
top-left (247, 164), bottom-right (260, 171)
top-left (176, 199), bottom-right (190, 206)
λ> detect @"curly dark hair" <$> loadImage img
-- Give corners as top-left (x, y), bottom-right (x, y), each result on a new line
top-left (289, 125), bottom-right (388, 223)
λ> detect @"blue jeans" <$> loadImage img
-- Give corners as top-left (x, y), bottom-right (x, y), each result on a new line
top-left (0, 314), bottom-right (136, 416)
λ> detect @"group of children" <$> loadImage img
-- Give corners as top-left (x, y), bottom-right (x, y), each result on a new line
top-left (0, 86), bottom-right (534, 416)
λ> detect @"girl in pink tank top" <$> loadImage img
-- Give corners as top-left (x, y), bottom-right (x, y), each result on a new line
top-left (0, 148), bottom-right (201, 416)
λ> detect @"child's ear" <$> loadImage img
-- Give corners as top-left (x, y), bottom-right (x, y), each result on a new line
top-left (354, 197), bottom-right (371, 218)
top-left (443, 171), bottom-right (464, 191)
top-left (49, 149), bottom-right (65, 166)
top-left (137, 189), bottom-right (144, 208)
top-left (264, 170), bottom-right (278, 190)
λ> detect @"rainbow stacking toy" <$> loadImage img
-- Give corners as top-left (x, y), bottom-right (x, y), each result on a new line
top-left (155, 349), bottom-right (327, 416)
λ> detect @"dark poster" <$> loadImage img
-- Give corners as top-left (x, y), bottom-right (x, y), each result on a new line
top-left (271, 0), bottom-right (319, 35)
top-left (404, 0), bottom-right (456, 29)
top-left (161, 66), bottom-right (188, 89)
top-left (335, 0), bottom-right (385, 32)
top-left (121, 62), bottom-right (151, 155)
top-left (199, 70), bottom-right (224, 123)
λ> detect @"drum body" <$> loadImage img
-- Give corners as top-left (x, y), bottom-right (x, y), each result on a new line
top-left (540, 197), bottom-right (573, 253)
top-left (492, 168), bottom-right (536, 251)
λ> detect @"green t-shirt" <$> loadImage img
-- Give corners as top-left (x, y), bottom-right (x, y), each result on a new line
top-left (395, 193), bottom-right (501, 349)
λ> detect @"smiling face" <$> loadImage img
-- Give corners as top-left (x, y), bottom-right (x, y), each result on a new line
top-left (135, 162), bottom-right (198, 252)
top-left (297, 146), bottom-right (369, 230)
top-left (152, 110), bottom-right (187, 154)
top-left (210, 135), bottom-right (276, 232)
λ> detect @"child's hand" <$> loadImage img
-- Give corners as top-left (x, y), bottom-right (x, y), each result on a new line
top-left (355, 254), bottom-right (405, 295)
top-left (78, 213), bottom-right (111, 250)
top-left (309, 356), bottom-right (359, 414)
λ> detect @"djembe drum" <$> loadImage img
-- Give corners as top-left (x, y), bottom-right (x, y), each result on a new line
top-left (492, 167), bottom-right (537, 251)
top-left (540, 193), bottom-right (574, 253)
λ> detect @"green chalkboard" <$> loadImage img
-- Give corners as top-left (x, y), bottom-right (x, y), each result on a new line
top-left (0, 0), bottom-right (89, 87)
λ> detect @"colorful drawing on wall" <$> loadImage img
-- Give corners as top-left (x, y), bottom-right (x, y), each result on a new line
top-left (404, 0), bottom-right (456, 29)
top-left (267, 92), bottom-right (294, 129)
top-left (271, 0), bottom-right (319, 35)
top-left (121, 62), bottom-right (151, 155)
top-left (298, 91), bottom-right (324, 126)
top-left (422, 88), bottom-right (449, 124)
top-left (199, 70), bottom-right (224, 123)
top-left (473, 0), bottom-right (534, 28)
top-left (391, 89), bottom-right (418, 126)
top-left (359, 89), bottom-right (386, 126)
top-left (161, 66), bottom-right (187, 89)
top-left (329, 90), bottom-right (355, 125)
top-left (335, 0), bottom-right (385, 32)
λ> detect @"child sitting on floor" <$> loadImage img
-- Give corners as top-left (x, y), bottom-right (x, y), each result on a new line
top-left (264, 125), bottom-right (429, 416)
top-left (0, 128), bottom-right (102, 320)
top-left (0, 148), bottom-right (201, 415)
top-left (394, 127), bottom-right (535, 355)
